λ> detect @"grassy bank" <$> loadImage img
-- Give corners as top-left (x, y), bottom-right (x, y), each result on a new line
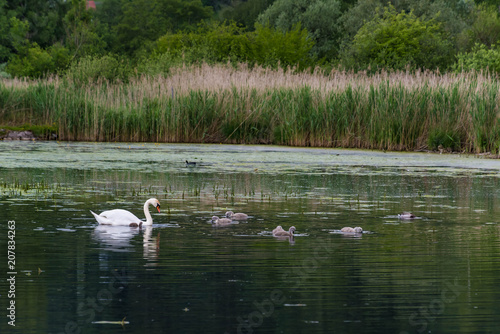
top-left (1, 64), bottom-right (499, 153)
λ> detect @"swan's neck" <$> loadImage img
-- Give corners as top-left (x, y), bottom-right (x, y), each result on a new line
top-left (143, 200), bottom-right (153, 225)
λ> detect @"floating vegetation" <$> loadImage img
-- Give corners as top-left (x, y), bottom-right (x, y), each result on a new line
top-left (92, 317), bottom-right (129, 327)
top-left (0, 179), bottom-right (63, 198)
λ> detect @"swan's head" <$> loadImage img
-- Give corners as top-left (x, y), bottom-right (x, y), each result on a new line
top-left (289, 226), bottom-right (296, 234)
top-left (354, 227), bottom-right (363, 233)
top-left (211, 216), bottom-right (219, 223)
top-left (225, 211), bottom-right (234, 218)
top-left (149, 198), bottom-right (161, 213)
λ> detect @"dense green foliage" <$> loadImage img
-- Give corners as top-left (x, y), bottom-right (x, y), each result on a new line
top-left (1, 0), bottom-right (500, 78)
top-left (65, 55), bottom-right (131, 83)
top-left (116, 0), bottom-right (213, 55)
top-left (221, 0), bottom-right (275, 29)
top-left (341, 5), bottom-right (454, 71)
top-left (454, 43), bottom-right (500, 73)
top-left (256, 0), bottom-right (343, 59)
top-left (457, 4), bottom-right (500, 50)
top-left (154, 22), bottom-right (314, 68)
top-left (2, 0), bottom-right (500, 152)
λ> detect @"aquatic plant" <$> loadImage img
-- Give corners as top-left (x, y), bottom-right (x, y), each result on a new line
top-left (1, 64), bottom-right (500, 153)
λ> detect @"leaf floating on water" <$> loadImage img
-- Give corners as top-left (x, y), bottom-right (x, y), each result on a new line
top-left (92, 317), bottom-right (129, 327)
top-left (284, 303), bottom-right (307, 307)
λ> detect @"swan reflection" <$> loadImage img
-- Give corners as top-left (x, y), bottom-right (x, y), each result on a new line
top-left (93, 224), bottom-right (141, 252)
top-left (93, 225), bottom-right (159, 262)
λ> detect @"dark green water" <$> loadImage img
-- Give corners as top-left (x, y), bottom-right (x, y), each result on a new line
top-left (1, 142), bottom-right (500, 334)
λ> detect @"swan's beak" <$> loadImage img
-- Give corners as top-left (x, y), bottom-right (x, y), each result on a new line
top-left (156, 203), bottom-right (161, 213)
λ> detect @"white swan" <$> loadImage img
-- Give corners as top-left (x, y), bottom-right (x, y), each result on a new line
top-left (90, 198), bottom-right (160, 227)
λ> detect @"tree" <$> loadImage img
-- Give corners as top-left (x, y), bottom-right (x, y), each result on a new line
top-left (0, 0), bottom-right (12, 62)
top-left (339, 0), bottom-right (382, 42)
top-left (250, 23), bottom-right (315, 68)
top-left (155, 21), bottom-right (251, 63)
top-left (153, 21), bottom-right (314, 69)
top-left (6, 17), bottom-right (70, 77)
top-left (341, 5), bottom-right (454, 71)
top-left (257, 0), bottom-right (343, 60)
top-left (457, 4), bottom-right (500, 51)
top-left (5, 0), bottom-right (69, 48)
top-left (63, 0), bottom-right (104, 59)
top-left (9, 17), bottom-right (30, 54)
top-left (222, 0), bottom-right (276, 30)
top-left (339, 0), bottom-right (470, 59)
top-left (93, 0), bottom-right (126, 55)
top-left (116, 0), bottom-right (213, 55)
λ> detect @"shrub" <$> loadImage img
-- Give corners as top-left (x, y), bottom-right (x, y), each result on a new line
top-left (65, 55), bottom-right (131, 83)
top-left (0, 63), bottom-right (10, 79)
top-left (250, 23), bottom-right (315, 69)
top-left (256, 0), bottom-right (343, 60)
top-left (6, 44), bottom-right (54, 78)
top-left (135, 52), bottom-right (184, 77)
top-left (48, 43), bottom-right (71, 73)
top-left (341, 5), bottom-right (454, 71)
top-left (5, 17), bottom-right (71, 78)
top-left (154, 21), bottom-right (314, 69)
top-left (453, 43), bottom-right (500, 74)
top-left (155, 22), bottom-right (251, 64)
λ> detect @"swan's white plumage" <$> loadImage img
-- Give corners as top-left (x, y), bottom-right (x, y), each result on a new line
top-left (91, 209), bottom-right (142, 225)
top-left (90, 198), bottom-right (160, 226)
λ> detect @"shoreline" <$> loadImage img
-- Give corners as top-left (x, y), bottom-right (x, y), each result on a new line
top-left (2, 134), bottom-right (499, 161)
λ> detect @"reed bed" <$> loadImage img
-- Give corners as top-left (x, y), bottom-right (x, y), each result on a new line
top-left (1, 63), bottom-right (500, 153)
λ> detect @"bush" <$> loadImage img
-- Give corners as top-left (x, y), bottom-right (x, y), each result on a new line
top-left (6, 44), bottom-right (54, 78)
top-left (155, 22), bottom-right (251, 64)
top-left (4, 43), bottom-right (71, 78)
top-left (453, 43), bottom-right (500, 74)
top-left (135, 52), bottom-right (184, 77)
top-left (153, 21), bottom-right (314, 69)
top-left (5, 17), bottom-right (71, 78)
top-left (65, 55), bottom-right (131, 83)
top-left (250, 23), bottom-right (315, 69)
top-left (48, 43), bottom-right (71, 73)
top-left (0, 63), bottom-right (10, 79)
top-left (341, 5), bottom-right (454, 71)
top-left (256, 0), bottom-right (343, 60)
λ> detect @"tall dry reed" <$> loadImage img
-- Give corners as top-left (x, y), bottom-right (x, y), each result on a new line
top-left (1, 64), bottom-right (499, 153)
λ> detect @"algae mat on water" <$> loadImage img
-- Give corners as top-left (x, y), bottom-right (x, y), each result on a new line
top-left (0, 141), bottom-right (499, 177)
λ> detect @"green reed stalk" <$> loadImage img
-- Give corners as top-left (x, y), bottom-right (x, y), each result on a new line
top-left (1, 65), bottom-right (500, 153)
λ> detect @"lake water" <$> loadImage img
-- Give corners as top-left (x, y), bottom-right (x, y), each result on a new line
top-left (1, 141), bottom-right (500, 334)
